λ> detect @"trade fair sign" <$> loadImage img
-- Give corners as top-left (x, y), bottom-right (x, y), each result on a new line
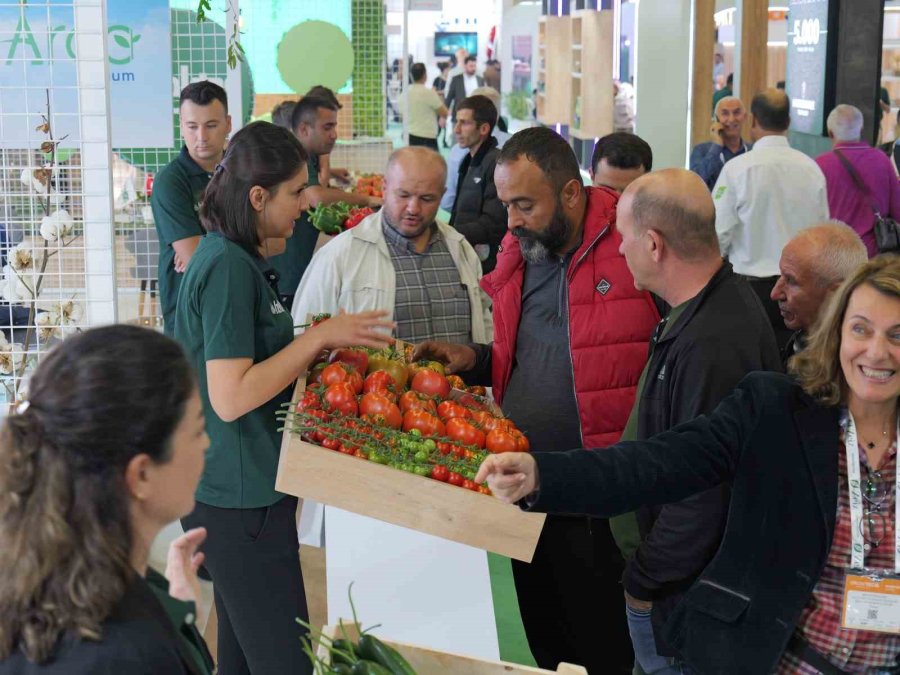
top-left (0, 0), bottom-right (173, 148)
top-left (785, 0), bottom-right (832, 135)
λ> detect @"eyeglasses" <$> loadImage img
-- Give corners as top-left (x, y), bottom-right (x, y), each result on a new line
top-left (860, 467), bottom-right (892, 549)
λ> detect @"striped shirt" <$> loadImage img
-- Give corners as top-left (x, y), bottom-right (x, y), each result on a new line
top-left (777, 416), bottom-right (900, 674)
top-left (382, 220), bottom-right (472, 345)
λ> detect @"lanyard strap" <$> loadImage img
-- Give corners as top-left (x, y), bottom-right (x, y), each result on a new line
top-left (845, 412), bottom-right (900, 572)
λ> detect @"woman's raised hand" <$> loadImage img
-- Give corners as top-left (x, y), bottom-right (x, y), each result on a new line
top-left (307, 310), bottom-right (395, 351)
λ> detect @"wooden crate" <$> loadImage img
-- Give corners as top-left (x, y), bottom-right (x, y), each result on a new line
top-left (275, 385), bottom-right (545, 563)
top-left (316, 622), bottom-right (587, 675)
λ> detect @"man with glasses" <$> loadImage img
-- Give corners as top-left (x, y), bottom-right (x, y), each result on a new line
top-left (415, 127), bottom-right (659, 674)
top-left (612, 168), bottom-right (781, 674)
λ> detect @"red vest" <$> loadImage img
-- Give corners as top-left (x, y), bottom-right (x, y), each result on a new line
top-left (480, 186), bottom-right (659, 448)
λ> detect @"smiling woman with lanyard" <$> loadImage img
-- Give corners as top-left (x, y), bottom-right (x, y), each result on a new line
top-left (479, 256), bottom-right (900, 675)
top-left (175, 121), bottom-right (393, 675)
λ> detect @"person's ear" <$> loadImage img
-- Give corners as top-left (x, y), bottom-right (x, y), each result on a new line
top-left (225, 115), bottom-right (233, 137)
top-left (560, 178), bottom-right (581, 209)
top-left (646, 229), bottom-right (664, 261)
top-left (249, 185), bottom-right (268, 213)
top-left (124, 453), bottom-right (154, 502)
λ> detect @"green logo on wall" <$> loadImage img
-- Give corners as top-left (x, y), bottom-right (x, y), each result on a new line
top-left (2, 14), bottom-right (142, 66)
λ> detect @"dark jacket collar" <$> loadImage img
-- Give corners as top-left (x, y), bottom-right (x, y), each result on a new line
top-left (463, 135), bottom-right (499, 170)
top-left (656, 260), bottom-right (731, 344)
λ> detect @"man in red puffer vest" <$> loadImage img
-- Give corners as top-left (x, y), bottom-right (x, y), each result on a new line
top-left (416, 127), bottom-right (659, 674)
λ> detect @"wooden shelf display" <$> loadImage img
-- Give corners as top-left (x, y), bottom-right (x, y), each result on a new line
top-left (275, 383), bottom-right (546, 563)
top-left (569, 9), bottom-right (614, 140)
top-left (317, 622), bottom-right (588, 674)
top-left (537, 16), bottom-right (573, 125)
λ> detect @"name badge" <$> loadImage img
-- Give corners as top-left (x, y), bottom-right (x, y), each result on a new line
top-left (842, 573), bottom-right (900, 634)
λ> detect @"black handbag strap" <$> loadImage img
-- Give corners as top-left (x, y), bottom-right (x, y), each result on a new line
top-left (834, 149), bottom-right (884, 218)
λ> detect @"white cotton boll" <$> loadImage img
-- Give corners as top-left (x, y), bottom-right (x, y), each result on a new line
top-left (39, 209), bottom-right (74, 242)
top-left (2, 266), bottom-right (28, 303)
top-left (0, 344), bottom-right (25, 375)
top-left (8, 244), bottom-right (34, 273)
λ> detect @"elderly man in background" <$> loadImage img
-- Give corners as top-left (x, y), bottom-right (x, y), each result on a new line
top-left (712, 88), bottom-right (829, 349)
top-left (771, 221), bottom-right (868, 366)
top-left (815, 104), bottom-right (900, 257)
top-left (689, 96), bottom-right (751, 190)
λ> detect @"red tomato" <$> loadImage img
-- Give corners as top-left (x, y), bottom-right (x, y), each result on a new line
top-left (437, 441), bottom-right (453, 456)
top-left (486, 429), bottom-right (518, 454)
top-left (402, 409), bottom-right (446, 437)
top-left (322, 383), bottom-right (358, 417)
top-left (364, 370), bottom-right (395, 395)
top-left (321, 437), bottom-right (340, 450)
top-left (477, 485), bottom-right (492, 495)
top-left (437, 400), bottom-right (467, 422)
top-left (359, 393), bottom-right (402, 429)
top-left (298, 390), bottom-right (321, 411)
top-left (513, 431), bottom-right (530, 453)
top-left (430, 465), bottom-right (449, 482)
top-left (445, 418), bottom-right (486, 449)
top-left (462, 479), bottom-right (479, 491)
top-left (321, 363), bottom-right (352, 388)
top-left (411, 369), bottom-right (451, 399)
top-left (338, 443), bottom-right (357, 455)
top-left (447, 471), bottom-right (464, 487)
top-left (399, 390), bottom-right (437, 415)
top-left (467, 385), bottom-right (487, 396)
top-left (328, 348), bottom-right (369, 375)
top-left (482, 416), bottom-right (514, 435)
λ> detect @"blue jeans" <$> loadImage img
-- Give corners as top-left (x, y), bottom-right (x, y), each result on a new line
top-left (626, 605), bottom-right (692, 675)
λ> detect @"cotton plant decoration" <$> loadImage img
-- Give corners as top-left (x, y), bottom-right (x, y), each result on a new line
top-left (1, 91), bottom-right (83, 404)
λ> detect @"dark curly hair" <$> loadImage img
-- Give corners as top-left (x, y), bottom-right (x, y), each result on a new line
top-left (0, 325), bottom-right (196, 663)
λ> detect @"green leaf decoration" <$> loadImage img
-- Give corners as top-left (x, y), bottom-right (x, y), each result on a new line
top-left (113, 35), bottom-right (129, 48)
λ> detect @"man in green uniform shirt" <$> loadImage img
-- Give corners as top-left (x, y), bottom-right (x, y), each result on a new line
top-left (269, 95), bottom-right (381, 308)
top-left (151, 81), bottom-right (230, 335)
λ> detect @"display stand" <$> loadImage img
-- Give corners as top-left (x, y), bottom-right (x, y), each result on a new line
top-left (537, 16), bottom-right (573, 125)
top-left (276, 381), bottom-right (546, 660)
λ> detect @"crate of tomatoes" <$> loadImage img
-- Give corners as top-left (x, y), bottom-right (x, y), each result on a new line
top-left (275, 338), bottom-right (545, 562)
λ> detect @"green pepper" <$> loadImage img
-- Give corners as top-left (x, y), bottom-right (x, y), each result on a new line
top-left (357, 635), bottom-right (416, 675)
top-left (331, 639), bottom-right (356, 665)
top-left (350, 661), bottom-right (393, 675)
top-left (330, 665), bottom-right (354, 675)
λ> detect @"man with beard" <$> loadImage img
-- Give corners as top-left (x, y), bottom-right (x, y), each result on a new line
top-left (415, 127), bottom-right (659, 674)
top-left (291, 146), bottom-right (492, 346)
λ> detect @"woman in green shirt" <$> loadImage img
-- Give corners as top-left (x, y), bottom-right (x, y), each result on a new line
top-left (0, 325), bottom-right (214, 674)
top-left (175, 121), bottom-right (393, 675)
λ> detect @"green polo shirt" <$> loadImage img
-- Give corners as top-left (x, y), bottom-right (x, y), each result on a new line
top-left (174, 233), bottom-right (294, 508)
top-left (609, 300), bottom-right (689, 560)
top-left (269, 153), bottom-right (321, 297)
top-left (145, 568), bottom-right (214, 675)
top-left (151, 146), bottom-right (211, 336)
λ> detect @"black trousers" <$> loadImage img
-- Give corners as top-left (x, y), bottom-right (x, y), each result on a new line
top-left (512, 515), bottom-right (634, 674)
top-left (183, 497), bottom-right (311, 675)
top-left (408, 134), bottom-right (439, 150)
top-left (742, 275), bottom-right (794, 353)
